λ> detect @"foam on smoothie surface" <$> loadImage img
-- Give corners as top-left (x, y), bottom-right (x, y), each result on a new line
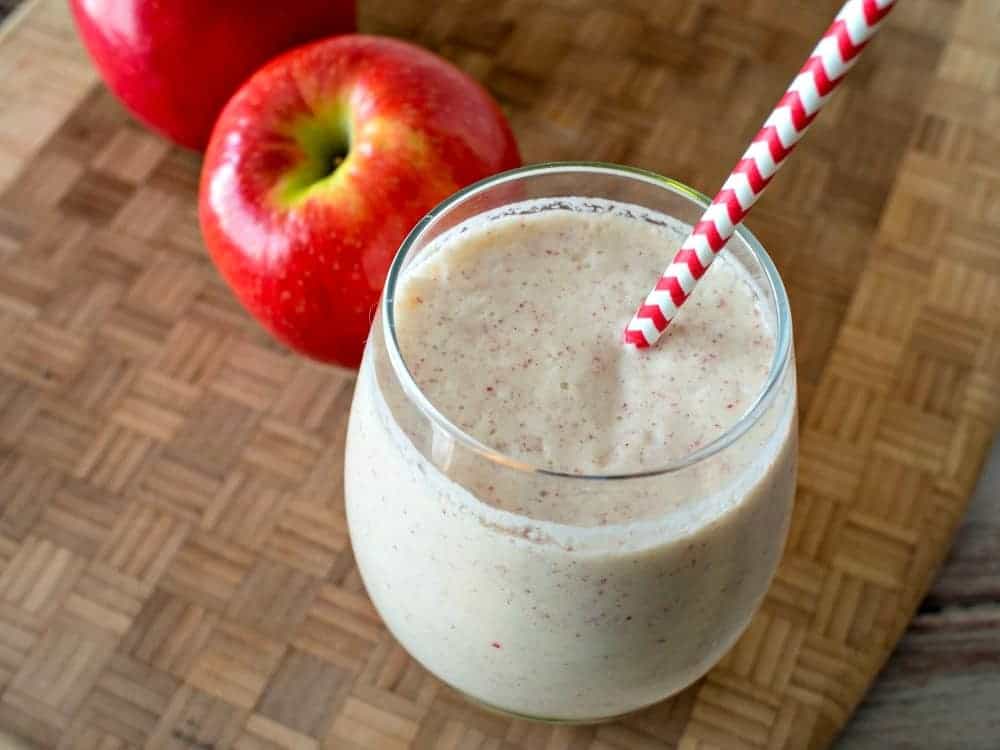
top-left (393, 200), bottom-right (775, 483)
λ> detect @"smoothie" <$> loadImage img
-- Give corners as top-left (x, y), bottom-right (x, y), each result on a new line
top-left (345, 195), bottom-right (796, 720)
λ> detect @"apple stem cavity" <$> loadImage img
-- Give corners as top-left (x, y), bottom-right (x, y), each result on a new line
top-left (327, 153), bottom-right (346, 174)
top-left (274, 104), bottom-right (352, 208)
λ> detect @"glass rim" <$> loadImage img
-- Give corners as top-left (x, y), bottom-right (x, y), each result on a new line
top-left (381, 161), bottom-right (793, 481)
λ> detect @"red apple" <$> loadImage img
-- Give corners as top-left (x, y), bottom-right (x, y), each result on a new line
top-left (199, 35), bottom-right (522, 369)
top-left (69, 0), bottom-right (357, 150)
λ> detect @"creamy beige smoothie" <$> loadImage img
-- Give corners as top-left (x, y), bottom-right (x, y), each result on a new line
top-left (345, 195), bottom-right (796, 721)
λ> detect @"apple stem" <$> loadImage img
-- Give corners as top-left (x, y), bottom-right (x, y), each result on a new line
top-left (327, 153), bottom-right (346, 176)
top-left (272, 106), bottom-right (352, 208)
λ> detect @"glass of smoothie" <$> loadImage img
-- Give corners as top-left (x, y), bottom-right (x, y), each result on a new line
top-left (345, 162), bottom-right (797, 723)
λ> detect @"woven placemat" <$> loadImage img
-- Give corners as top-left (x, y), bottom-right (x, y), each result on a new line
top-left (0, 0), bottom-right (998, 747)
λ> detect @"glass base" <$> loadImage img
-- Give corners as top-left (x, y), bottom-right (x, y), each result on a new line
top-left (458, 690), bottom-right (652, 725)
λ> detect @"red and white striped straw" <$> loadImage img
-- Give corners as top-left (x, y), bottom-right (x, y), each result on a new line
top-left (624, 0), bottom-right (896, 348)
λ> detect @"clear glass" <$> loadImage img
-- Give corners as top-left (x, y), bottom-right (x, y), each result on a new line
top-left (345, 163), bottom-right (798, 723)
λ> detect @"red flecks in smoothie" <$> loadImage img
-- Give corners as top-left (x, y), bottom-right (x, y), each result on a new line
top-left (347, 200), bottom-right (796, 719)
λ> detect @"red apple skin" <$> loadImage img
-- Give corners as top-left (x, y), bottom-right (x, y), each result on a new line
top-left (199, 35), bottom-right (522, 369)
top-left (69, 0), bottom-right (357, 151)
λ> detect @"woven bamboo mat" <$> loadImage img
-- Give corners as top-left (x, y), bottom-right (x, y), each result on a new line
top-left (0, 0), bottom-right (998, 748)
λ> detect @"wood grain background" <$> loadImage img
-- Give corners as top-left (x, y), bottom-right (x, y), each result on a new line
top-left (837, 439), bottom-right (1000, 749)
top-left (0, 0), bottom-right (998, 748)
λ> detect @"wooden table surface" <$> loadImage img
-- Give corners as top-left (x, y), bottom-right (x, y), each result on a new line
top-left (836, 438), bottom-right (1000, 749)
top-left (0, 1), bottom-right (999, 749)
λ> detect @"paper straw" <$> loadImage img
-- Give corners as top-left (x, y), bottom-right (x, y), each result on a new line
top-left (624, 0), bottom-right (896, 348)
